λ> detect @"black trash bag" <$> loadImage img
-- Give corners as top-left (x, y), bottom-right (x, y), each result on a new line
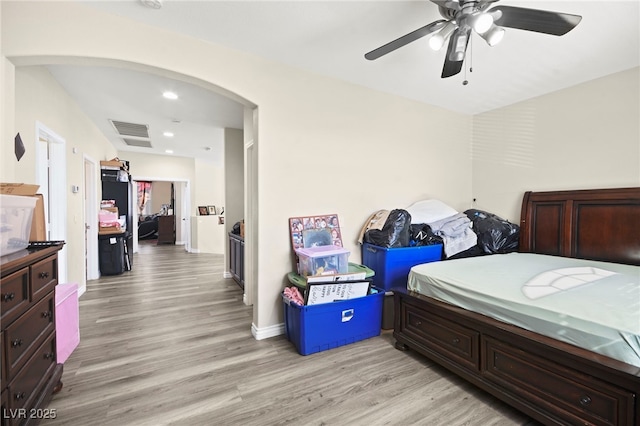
top-left (231, 221), bottom-right (242, 235)
top-left (464, 209), bottom-right (520, 254)
top-left (447, 244), bottom-right (486, 260)
top-left (364, 209), bottom-right (412, 248)
top-left (409, 223), bottom-right (443, 247)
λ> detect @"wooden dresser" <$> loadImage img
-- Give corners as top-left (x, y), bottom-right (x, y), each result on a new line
top-left (1, 245), bottom-right (64, 426)
top-left (157, 215), bottom-right (176, 245)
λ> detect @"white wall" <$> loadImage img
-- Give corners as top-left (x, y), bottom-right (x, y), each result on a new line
top-left (0, 1), bottom-right (476, 333)
top-left (224, 128), bottom-right (244, 231)
top-left (472, 67), bottom-right (640, 222)
top-left (8, 65), bottom-right (117, 292)
top-left (194, 157), bottom-right (226, 254)
top-left (4, 2), bottom-right (638, 335)
top-left (150, 181), bottom-right (172, 214)
top-left (0, 57), bottom-right (16, 180)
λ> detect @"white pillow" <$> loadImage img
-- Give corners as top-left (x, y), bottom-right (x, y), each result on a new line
top-left (405, 199), bottom-right (458, 224)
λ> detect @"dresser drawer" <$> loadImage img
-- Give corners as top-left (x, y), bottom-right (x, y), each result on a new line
top-left (1, 387), bottom-right (9, 426)
top-left (1, 331), bottom-right (4, 387)
top-left (4, 296), bottom-right (55, 381)
top-left (0, 268), bottom-right (29, 325)
top-left (30, 255), bottom-right (57, 303)
top-left (404, 304), bottom-right (479, 371)
top-left (482, 336), bottom-right (635, 426)
top-left (6, 335), bottom-right (56, 413)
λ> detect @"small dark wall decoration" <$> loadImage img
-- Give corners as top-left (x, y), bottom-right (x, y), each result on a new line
top-left (15, 133), bottom-right (25, 161)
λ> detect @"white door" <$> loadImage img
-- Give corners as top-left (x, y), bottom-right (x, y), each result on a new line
top-left (179, 181), bottom-right (191, 252)
top-left (84, 156), bottom-right (99, 283)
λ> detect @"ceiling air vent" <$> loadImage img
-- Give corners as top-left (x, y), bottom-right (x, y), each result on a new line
top-left (109, 120), bottom-right (150, 138)
top-left (122, 138), bottom-right (153, 148)
top-left (109, 119), bottom-right (152, 148)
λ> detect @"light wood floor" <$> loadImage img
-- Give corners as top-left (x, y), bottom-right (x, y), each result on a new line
top-left (43, 242), bottom-right (537, 426)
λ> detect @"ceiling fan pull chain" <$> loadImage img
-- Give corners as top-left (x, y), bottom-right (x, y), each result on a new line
top-left (469, 34), bottom-right (473, 73)
top-left (463, 36), bottom-right (472, 86)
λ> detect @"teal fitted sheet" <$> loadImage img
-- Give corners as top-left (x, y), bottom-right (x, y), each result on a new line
top-left (408, 253), bottom-right (640, 367)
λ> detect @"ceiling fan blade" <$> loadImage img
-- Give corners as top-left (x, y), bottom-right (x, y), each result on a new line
top-left (441, 27), bottom-right (470, 78)
top-left (430, 0), bottom-right (459, 10)
top-left (477, 0), bottom-right (500, 12)
top-left (365, 20), bottom-right (446, 60)
top-left (491, 5), bottom-right (582, 36)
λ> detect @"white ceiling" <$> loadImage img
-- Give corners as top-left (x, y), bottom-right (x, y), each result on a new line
top-left (45, 0), bottom-right (639, 161)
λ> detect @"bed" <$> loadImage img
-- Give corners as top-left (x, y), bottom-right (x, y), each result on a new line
top-left (392, 187), bottom-right (640, 426)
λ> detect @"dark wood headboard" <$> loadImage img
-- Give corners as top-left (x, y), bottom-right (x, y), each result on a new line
top-left (519, 187), bottom-right (640, 265)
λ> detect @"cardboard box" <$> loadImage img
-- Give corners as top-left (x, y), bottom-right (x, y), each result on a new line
top-left (99, 224), bottom-right (123, 234)
top-left (0, 183), bottom-right (39, 196)
top-left (282, 288), bottom-right (384, 356)
top-left (29, 194), bottom-right (46, 241)
top-left (240, 221), bottom-right (245, 238)
top-left (100, 159), bottom-right (124, 169)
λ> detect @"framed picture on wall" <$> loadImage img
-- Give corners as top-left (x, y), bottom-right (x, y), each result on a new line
top-left (198, 206), bottom-right (209, 215)
top-left (208, 205), bottom-right (217, 215)
top-left (218, 216), bottom-right (225, 225)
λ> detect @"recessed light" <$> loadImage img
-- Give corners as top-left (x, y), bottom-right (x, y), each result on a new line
top-left (162, 91), bottom-right (178, 100)
top-left (165, 149), bottom-right (174, 154)
top-left (163, 131), bottom-right (174, 137)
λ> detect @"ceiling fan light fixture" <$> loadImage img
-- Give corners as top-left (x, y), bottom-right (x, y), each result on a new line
top-left (429, 21), bottom-right (456, 51)
top-left (449, 30), bottom-right (469, 62)
top-left (480, 24), bottom-right (505, 47)
top-left (471, 12), bottom-right (493, 34)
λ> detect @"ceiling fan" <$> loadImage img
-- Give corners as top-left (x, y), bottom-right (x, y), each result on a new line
top-left (365, 0), bottom-right (582, 78)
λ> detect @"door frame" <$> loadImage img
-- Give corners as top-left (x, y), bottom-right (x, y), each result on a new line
top-left (35, 121), bottom-right (68, 283)
top-left (130, 176), bottom-right (191, 253)
top-left (83, 154), bottom-right (99, 289)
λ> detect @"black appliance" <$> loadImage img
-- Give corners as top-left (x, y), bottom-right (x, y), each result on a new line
top-left (101, 171), bottom-right (133, 271)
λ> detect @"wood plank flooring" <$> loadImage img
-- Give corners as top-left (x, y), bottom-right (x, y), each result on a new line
top-left (43, 242), bottom-right (536, 426)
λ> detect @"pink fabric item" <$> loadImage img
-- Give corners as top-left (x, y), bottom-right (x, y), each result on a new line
top-left (56, 283), bottom-right (80, 364)
top-left (283, 286), bottom-right (304, 306)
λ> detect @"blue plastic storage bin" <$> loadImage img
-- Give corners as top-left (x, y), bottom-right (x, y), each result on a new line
top-left (361, 243), bottom-right (443, 291)
top-left (282, 288), bottom-right (384, 356)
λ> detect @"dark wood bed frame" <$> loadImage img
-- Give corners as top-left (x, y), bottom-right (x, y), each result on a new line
top-left (393, 187), bottom-right (640, 426)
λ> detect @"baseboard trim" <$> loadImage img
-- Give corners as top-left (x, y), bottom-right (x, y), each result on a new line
top-left (223, 271), bottom-right (232, 279)
top-left (251, 322), bottom-right (285, 340)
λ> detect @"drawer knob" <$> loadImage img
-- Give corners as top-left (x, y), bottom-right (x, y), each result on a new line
top-left (39, 271), bottom-right (50, 279)
top-left (579, 395), bottom-right (592, 406)
top-left (14, 392), bottom-right (26, 400)
top-left (452, 337), bottom-right (460, 345)
top-left (2, 292), bottom-right (15, 302)
top-left (44, 352), bottom-right (55, 360)
top-left (42, 310), bottom-right (52, 318)
top-left (415, 320), bottom-right (422, 326)
top-left (11, 338), bottom-right (23, 347)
